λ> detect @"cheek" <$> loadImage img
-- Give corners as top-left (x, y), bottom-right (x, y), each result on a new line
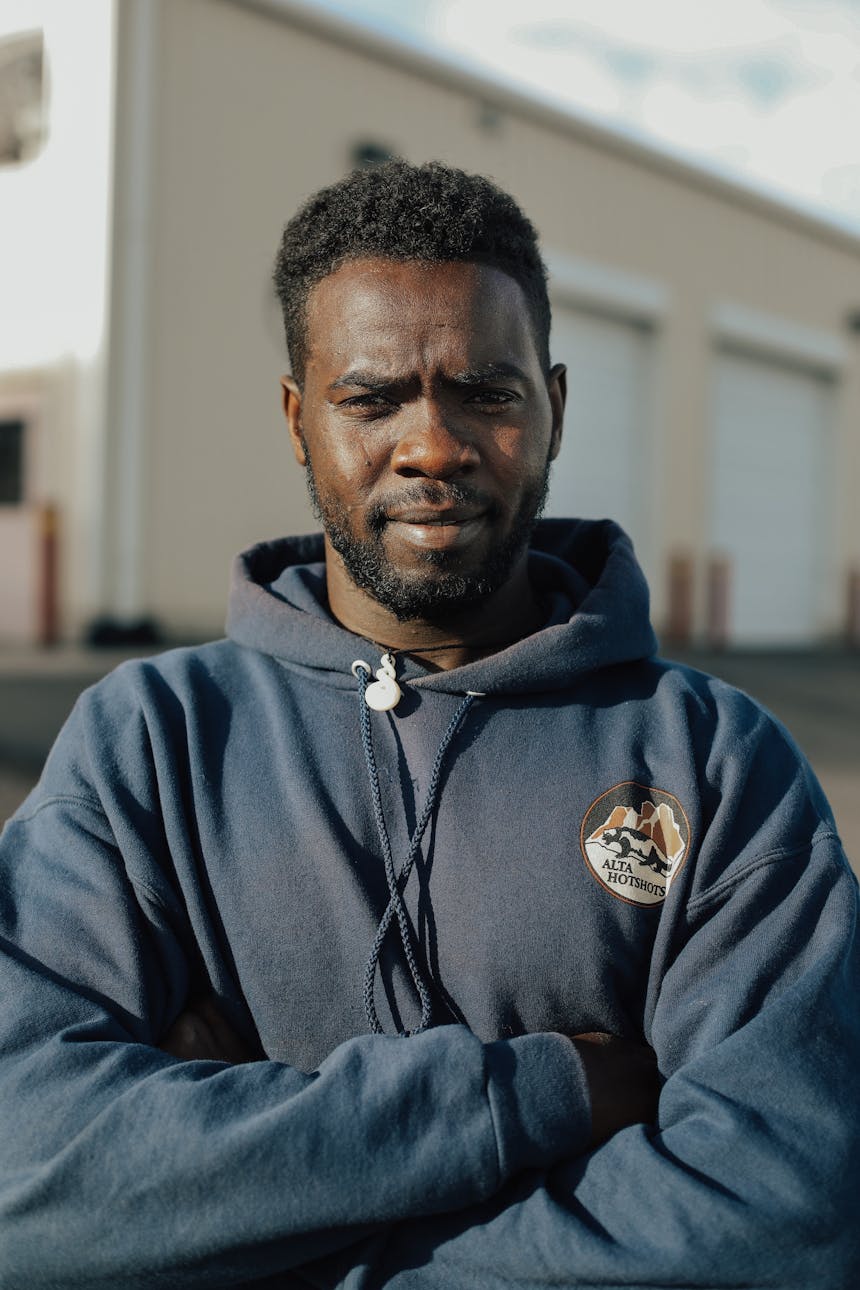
top-left (491, 426), bottom-right (551, 483)
top-left (309, 426), bottom-right (377, 491)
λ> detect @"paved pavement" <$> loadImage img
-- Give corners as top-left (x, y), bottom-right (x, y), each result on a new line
top-left (1, 645), bottom-right (858, 872)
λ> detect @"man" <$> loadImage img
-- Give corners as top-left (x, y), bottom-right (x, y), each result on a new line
top-left (1, 161), bottom-right (858, 1288)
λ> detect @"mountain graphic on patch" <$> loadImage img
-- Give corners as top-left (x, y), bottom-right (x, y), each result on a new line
top-left (580, 784), bottom-right (690, 907)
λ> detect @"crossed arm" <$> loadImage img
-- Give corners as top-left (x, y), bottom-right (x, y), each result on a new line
top-left (161, 998), bottom-right (661, 1152)
top-left (2, 751), bottom-right (859, 1287)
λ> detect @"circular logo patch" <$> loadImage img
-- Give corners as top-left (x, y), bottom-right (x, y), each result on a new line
top-left (580, 782), bottom-right (690, 907)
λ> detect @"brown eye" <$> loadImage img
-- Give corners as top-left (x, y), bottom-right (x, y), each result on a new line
top-left (341, 394), bottom-right (396, 415)
top-left (465, 389), bottom-right (517, 409)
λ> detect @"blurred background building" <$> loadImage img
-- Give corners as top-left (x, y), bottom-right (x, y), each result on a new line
top-left (0, 0), bottom-right (858, 853)
top-left (2, 0), bottom-right (860, 649)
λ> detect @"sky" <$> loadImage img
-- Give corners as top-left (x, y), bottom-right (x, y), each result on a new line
top-left (305, 0), bottom-right (860, 235)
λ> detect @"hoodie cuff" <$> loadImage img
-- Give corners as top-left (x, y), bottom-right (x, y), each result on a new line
top-left (484, 1031), bottom-right (591, 1180)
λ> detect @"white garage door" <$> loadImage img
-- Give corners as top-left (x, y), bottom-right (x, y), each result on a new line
top-left (710, 350), bottom-right (832, 645)
top-left (544, 306), bottom-right (652, 560)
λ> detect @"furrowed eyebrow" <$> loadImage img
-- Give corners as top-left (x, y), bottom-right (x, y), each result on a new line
top-left (327, 371), bottom-right (398, 393)
top-left (447, 362), bottom-right (528, 385)
top-left (326, 361), bottom-right (529, 394)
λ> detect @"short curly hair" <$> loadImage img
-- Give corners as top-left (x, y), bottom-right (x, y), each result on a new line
top-left (273, 160), bottom-right (551, 385)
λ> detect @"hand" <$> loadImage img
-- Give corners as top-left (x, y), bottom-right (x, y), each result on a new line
top-left (572, 1032), bottom-right (660, 1147)
top-left (160, 994), bottom-right (258, 1064)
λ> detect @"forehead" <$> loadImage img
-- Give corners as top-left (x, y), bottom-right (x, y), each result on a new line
top-left (303, 257), bottom-right (539, 376)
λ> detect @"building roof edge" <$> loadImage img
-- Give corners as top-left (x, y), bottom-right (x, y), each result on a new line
top-left (229, 0), bottom-right (860, 258)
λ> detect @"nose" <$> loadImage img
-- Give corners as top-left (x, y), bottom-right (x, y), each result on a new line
top-left (390, 403), bottom-right (480, 479)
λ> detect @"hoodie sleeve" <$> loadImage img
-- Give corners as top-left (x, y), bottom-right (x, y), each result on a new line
top-left (0, 696), bottom-right (590, 1288)
top-left (316, 824), bottom-right (860, 1288)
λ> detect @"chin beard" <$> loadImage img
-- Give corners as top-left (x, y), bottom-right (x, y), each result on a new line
top-left (302, 454), bottom-right (551, 622)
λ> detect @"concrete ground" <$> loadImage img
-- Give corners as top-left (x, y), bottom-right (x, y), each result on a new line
top-left (1, 645), bottom-right (858, 873)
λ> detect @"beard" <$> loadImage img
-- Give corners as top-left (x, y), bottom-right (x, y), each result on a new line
top-left (303, 450), bottom-right (551, 622)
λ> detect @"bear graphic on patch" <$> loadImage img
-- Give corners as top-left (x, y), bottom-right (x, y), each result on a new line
top-left (600, 827), bottom-right (673, 877)
top-left (580, 784), bottom-right (690, 907)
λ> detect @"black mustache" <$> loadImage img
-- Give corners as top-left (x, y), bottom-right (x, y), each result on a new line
top-left (367, 482), bottom-right (497, 534)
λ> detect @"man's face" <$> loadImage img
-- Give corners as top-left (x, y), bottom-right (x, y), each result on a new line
top-left (283, 257), bottom-right (565, 622)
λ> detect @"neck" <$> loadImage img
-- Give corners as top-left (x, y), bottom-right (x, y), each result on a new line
top-left (326, 549), bottom-right (545, 671)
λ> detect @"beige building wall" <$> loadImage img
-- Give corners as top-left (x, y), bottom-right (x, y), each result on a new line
top-left (101, 0), bottom-right (860, 641)
top-left (0, 2), bottom-right (115, 642)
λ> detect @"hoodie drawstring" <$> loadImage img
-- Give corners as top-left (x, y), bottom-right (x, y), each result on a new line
top-left (354, 662), bottom-right (475, 1036)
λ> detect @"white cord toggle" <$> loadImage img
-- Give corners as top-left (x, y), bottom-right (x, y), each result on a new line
top-left (363, 651), bottom-right (403, 712)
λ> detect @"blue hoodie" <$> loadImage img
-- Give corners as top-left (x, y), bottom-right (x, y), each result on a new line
top-left (1, 519), bottom-right (858, 1288)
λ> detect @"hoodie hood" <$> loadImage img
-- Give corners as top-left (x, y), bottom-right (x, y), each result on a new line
top-left (226, 517), bottom-right (658, 696)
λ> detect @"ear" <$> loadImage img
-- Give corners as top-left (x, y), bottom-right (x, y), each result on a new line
top-left (547, 363), bottom-right (566, 461)
top-left (281, 376), bottom-right (306, 466)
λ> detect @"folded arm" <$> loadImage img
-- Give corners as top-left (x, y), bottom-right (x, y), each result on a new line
top-left (308, 834), bottom-right (860, 1289)
top-left (0, 784), bottom-right (593, 1289)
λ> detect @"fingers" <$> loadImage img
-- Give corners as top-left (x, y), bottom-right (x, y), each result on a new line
top-left (160, 1009), bottom-right (224, 1061)
top-left (194, 996), bottom-right (258, 1063)
top-left (571, 1032), bottom-right (660, 1147)
top-left (159, 995), bottom-right (257, 1064)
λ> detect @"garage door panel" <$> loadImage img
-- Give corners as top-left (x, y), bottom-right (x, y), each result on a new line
top-left (710, 351), bottom-right (831, 645)
top-left (546, 308), bottom-right (651, 552)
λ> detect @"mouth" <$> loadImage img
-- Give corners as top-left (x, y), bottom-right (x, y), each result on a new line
top-left (384, 506), bottom-right (488, 551)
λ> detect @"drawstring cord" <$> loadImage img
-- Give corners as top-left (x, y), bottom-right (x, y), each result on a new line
top-left (354, 661), bottom-right (475, 1036)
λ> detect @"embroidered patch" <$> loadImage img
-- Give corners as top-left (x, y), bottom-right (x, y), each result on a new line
top-left (581, 782), bottom-right (690, 907)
